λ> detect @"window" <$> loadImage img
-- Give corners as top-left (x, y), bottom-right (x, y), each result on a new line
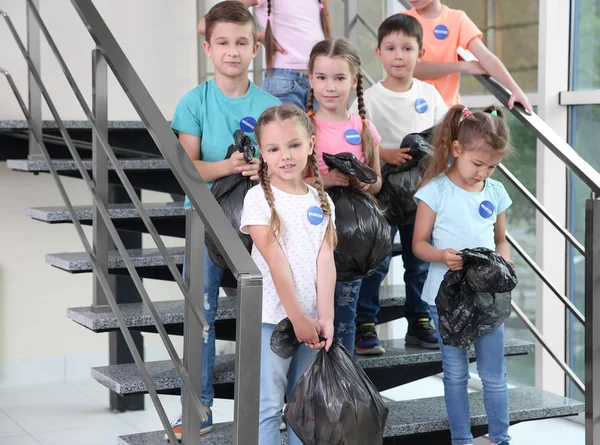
top-left (571, 0), bottom-right (600, 90)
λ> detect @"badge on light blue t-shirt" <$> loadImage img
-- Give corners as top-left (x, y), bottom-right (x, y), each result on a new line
top-left (240, 116), bottom-right (257, 133)
top-left (415, 98), bottom-right (429, 114)
top-left (479, 200), bottom-right (495, 219)
top-left (307, 206), bottom-right (325, 225)
top-left (344, 128), bottom-right (362, 145)
top-left (434, 24), bottom-right (449, 40)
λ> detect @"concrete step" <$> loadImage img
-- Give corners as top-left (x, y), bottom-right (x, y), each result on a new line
top-left (7, 158), bottom-right (182, 194)
top-left (67, 285), bottom-right (408, 338)
top-left (27, 202), bottom-right (186, 237)
top-left (91, 338), bottom-right (533, 397)
top-left (117, 387), bottom-right (583, 445)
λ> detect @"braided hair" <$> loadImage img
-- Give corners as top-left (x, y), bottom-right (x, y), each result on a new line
top-left (254, 104), bottom-right (337, 247)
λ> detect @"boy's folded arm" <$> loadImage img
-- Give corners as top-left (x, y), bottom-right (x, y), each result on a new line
top-left (247, 225), bottom-right (305, 322)
top-left (178, 132), bottom-right (236, 183)
top-left (413, 61), bottom-right (465, 80)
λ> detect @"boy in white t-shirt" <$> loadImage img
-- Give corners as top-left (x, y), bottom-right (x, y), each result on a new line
top-left (349, 14), bottom-right (447, 354)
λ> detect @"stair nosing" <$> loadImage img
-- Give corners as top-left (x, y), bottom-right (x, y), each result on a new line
top-left (7, 158), bottom-right (170, 172)
top-left (27, 202), bottom-right (185, 222)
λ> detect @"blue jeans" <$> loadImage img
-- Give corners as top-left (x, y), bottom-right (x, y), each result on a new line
top-left (430, 305), bottom-right (511, 445)
top-left (260, 323), bottom-right (318, 445)
top-left (334, 279), bottom-right (362, 355)
top-left (181, 249), bottom-right (225, 408)
top-left (262, 68), bottom-right (310, 111)
top-left (356, 223), bottom-right (429, 325)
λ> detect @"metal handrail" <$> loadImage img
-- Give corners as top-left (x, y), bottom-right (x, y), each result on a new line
top-left (475, 75), bottom-right (600, 195)
top-left (498, 164), bottom-right (585, 255)
top-left (507, 232), bottom-right (584, 325)
top-left (68, 0), bottom-right (261, 279)
top-left (1, 68), bottom-right (188, 444)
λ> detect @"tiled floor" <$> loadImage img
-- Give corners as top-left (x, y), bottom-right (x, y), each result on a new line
top-left (0, 376), bottom-right (584, 445)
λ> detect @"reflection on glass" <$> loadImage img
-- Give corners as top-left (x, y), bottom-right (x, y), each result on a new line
top-left (568, 105), bottom-right (600, 399)
top-left (571, 0), bottom-right (600, 90)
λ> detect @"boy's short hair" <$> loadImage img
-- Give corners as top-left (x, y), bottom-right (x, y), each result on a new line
top-left (205, 1), bottom-right (257, 44)
top-left (378, 14), bottom-right (423, 50)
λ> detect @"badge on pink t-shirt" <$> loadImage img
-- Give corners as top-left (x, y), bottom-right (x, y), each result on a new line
top-left (312, 114), bottom-right (382, 175)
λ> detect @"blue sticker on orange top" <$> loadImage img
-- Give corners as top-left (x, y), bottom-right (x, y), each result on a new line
top-left (307, 206), bottom-right (325, 225)
top-left (240, 116), bottom-right (257, 133)
top-left (415, 98), bottom-right (429, 114)
top-left (479, 200), bottom-right (495, 219)
top-left (344, 128), bottom-right (361, 145)
top-left (434, 24), bottom-right (449, 40)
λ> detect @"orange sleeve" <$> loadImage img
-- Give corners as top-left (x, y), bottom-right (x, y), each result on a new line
top-left (457, 10), bottom-right (483, 50)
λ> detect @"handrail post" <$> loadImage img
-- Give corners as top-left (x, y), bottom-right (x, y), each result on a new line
top-left (344, 0), bottom-right (358, 44)
top-left (26, 0), bottom-right (43, 160)
top-left (233, 273), bottom-right (262, 445)
top-left (91, 48), bottom-right (111, 313)
top-left (585, 193), bottom-right (600, 445)
top-left (183, 209), bottom-right (207, 445)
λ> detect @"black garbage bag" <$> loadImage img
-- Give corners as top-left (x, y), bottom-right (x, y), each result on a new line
top-left (378, 128), bottom-right (433, 226)
top-left (205, 130), bottom-right (257, 268)
top-left (270, 317), bottom-right (300, 359)
top-left (284, 341), bottom-right (389, 445)
top-left (322, 153), bottom-right (392, 281)
top-left (435, 248), bottom-right (518, 349)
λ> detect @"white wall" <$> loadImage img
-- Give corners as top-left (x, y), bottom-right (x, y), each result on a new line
top-left (1, 0), bottom-right (199, 120)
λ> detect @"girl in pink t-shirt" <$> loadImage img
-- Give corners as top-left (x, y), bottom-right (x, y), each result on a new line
top-left (306, 38), bottom-right (383, 355)
top-left (256, 0), bottom-right (332, 110)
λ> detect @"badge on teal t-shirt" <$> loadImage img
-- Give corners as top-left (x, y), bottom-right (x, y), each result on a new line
top-left (171, 80), bottom-right (281, 209)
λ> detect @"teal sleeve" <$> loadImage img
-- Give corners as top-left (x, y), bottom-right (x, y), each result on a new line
top-left (172, 90), bottom-right (202, 136)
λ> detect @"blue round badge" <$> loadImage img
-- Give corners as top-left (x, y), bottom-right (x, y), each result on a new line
top-left (415, 98), bottom-right (429, 114)
top-left (240, 116), bottom-right (257, 133)
top-left (434, 24), bottom-right (449, 40)
top-left (344, 128), bottom-right (362, 145)
top-left (479, 200), bottom-right (495, 219)
top-left (307, 205), bottom-right (325, 225)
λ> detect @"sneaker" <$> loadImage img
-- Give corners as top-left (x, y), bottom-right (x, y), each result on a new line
top-left (164, 409), bottom-right (213, 441)
top-left (490, 442), bottom-right (510, 445)
top-left (405, 318), bottom-right (439, 349)
top-left (355, 323), bottom-right (386, 355)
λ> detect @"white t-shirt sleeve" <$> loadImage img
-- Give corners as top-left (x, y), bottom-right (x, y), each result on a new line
top-left (240, 186), bottom-right (270, 234)
top-left (431, 85), bottom-right (448, 125)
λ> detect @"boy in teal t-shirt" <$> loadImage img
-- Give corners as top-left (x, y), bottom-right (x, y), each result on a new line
top-left (168, 1), bottom-right (280, 439)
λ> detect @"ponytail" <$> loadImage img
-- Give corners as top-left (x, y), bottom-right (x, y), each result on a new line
top-left (355, 72), bottom-right (376, 169)
top-left (421, 104), bottom-right (512, 187)
top-left (318, 0), bottom-right (332, 39)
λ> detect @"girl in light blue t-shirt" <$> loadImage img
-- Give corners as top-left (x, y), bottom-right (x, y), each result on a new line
top-left (413, 105), bottom-right (514, 445)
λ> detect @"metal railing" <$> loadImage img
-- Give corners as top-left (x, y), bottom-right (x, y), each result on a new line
top-left (1, 0), bottom-right (263, 444)
top-left (343, 0), bottom-right (600, 441)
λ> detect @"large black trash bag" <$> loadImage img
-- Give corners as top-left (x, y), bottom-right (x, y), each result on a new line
top-left (205, 130), bottom-right (257, 268)
top-left (322, 153), bottom-right (392, 281)
top-left (270, 317), bottom-right (301, 359)
top-left (284, 341), bottom-right (389, 445)
top-left (378, 128), bottom-right (433, 226)
top-left (435, 248), bottom-right (518, 349)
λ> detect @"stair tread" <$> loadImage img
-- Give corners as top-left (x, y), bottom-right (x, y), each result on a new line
top-left (117, 387), bottom-right (583, 444)
top-left (7, 158), bottom-right (169, 172)
top-left (0, 119), bottom-right (146, 129)
top-left (47, 247), bottom-right (185, 272)
top-left (68, 285), bottom-right (406, 332)
top-left (92, 337), bottom-right (533, 395)
top-left (27, 202), bottom-right (185, 222)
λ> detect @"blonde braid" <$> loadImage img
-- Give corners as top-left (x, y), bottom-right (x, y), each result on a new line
top-left (356, 72), bottom-right (375, 169)
top-left (310, 152), bottom-right (338, 248)
top-left (258, 158), bottom-right (282, 243)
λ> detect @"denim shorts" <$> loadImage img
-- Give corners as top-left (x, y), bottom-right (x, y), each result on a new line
top-left (262, 68), bottom-right (311, 111)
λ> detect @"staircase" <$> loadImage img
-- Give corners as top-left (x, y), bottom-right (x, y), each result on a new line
top-left (2, 0), bottom-right (599, 444)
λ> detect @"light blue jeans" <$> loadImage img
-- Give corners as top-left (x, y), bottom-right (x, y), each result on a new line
top-left (181, 249), bottom-right (225, 409)
top-left (430, 305), bottom-right (511, 445)
top-left (262, 68), bottom-right (311, 111)
top-left (260, 323), bottom-right (318, 445)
